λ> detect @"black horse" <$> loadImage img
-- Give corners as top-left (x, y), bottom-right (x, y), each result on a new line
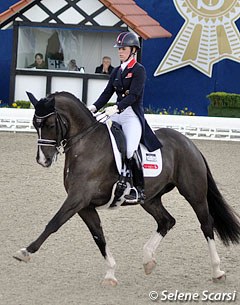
top-left (14, 91), bottom-right (240, 286)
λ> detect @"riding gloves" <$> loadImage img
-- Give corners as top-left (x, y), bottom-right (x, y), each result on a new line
top-left (105, 105), bottom-right (119, 116)
top-left (88, 105), bottom-right (97, 113)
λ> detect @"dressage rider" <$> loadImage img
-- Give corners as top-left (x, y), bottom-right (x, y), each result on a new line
top-left (88, 32), bottom-right (162, 203)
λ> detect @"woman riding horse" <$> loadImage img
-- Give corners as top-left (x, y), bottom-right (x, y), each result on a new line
top-left (15, 90), bottom-right (240, 286)
top-left (88, 32), bottom-right (162, 204)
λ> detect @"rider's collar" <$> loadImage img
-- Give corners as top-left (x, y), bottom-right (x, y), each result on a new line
top-left (121, 57), bottom-right (136, 71)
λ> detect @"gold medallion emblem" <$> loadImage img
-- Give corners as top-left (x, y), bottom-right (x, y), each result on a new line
top-left (154, 0), bottom-right (240, 77)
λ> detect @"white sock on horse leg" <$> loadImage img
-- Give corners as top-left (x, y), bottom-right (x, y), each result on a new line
top-left (207, 237), bottom-right (225, 279)
top-left (143, 231), bottom-right (163, 264)
top-left (104, 246), bottom-right (117, 281)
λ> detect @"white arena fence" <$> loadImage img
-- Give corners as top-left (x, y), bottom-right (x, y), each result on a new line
top-left (0, 108), bottom-right (240, 141)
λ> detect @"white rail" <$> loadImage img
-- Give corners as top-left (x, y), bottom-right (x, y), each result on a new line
top-left (0, 108), bottom-right (240, 141)
top-left (145, 114), bottom-right (240, 141)
top-left (0, 108), bottom-right (35, 132)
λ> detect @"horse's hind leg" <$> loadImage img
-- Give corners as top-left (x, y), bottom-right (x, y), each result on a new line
top-left (177, 179), bottom-right (225, 281)
top-left (191, 201), bottom-right (225, 281)
top-left (142, 196), bottom-right (176, 275)
top-left (78, 206), bottom-right (118, 286)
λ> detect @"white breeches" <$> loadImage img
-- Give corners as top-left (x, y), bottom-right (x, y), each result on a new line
top-left (110, 106), bottom-right (142, 159)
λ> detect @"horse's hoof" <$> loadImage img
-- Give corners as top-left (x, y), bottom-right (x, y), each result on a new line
top-left (13, 248), bottom-right (31, 263)
top-left (144, 260), bottom-right (156, 275)
top-left (212, 272), bottom-right (226, 283)
top-left (102, 278), bottom-right (118, 287)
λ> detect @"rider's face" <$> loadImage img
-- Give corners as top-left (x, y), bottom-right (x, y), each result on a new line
top-left (118, 47), bottom-right (131, 62)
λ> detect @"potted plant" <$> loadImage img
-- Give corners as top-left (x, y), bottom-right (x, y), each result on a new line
top-left (207, 92), bottom-right (240, 118)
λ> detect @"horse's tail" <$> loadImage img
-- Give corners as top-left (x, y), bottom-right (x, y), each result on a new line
top-left (202, 154), bottom-right (240, 246)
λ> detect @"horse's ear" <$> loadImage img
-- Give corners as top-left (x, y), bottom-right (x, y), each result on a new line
top-left (26, 91), bottom-right (38, 107)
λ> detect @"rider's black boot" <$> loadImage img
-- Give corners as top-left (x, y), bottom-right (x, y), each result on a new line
top-left (124, 152), bottom-right (145, 204)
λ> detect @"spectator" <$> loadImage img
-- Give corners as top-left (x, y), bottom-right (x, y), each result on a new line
top-left (27, 53), bottom-right (46, 69)
top-left (68, 59), bottom-right (80, 71)
top-left (95, 56), bottom-right (114, 74)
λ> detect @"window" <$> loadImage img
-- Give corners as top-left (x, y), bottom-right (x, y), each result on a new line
top-left (17, 26), bottom-right (120, 73)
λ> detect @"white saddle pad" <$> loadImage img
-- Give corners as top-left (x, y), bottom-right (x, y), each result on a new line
top-left (106, 120), bottom-right (162, 177)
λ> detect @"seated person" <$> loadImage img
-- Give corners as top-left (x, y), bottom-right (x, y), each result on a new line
top-left (95, 56), bottom-right (114, 75)
top-left (68, 59), bottom-right (80, 71)
top-left (27, 53), bottom-right (46, 69)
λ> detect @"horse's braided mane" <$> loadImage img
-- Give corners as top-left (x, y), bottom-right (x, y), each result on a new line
top-left (48, 91), bottom-right (81, 104)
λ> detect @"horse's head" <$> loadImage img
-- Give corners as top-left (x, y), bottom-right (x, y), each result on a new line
top-left (27, 92), bottom-right (68, 167)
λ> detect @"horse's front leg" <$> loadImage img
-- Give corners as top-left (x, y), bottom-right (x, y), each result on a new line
top-left (14, 196), bottom-right (81, 262)
top-left (78, 206), bottom-right (118, 286)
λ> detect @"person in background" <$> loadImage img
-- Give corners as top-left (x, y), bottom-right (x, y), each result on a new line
top-left (88, 32), bottom-right (162, 204)
top-left (95, 56), bottom-right (114, 75)
top-left (27, 53), bottom-right (46, 69)
top-left (68, 59), bottom-right (80, 71)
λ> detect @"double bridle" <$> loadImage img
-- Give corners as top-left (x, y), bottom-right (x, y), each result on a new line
top-left (34, 110), bottom-right (99, 153)
top-left (34, 111), bottom-right (68, 153)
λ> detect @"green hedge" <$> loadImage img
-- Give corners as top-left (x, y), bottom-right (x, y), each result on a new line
top-left (207, 92), bottom-right (240, 108)
top-left (207, 92), bottom-right (240, 117)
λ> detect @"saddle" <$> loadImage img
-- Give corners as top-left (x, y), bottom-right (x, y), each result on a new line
top-left (109, 121), bottom-right (126, 161)
top-left (106, 120), bottom-right (162, 178)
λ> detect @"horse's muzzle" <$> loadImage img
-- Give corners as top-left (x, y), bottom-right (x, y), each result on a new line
top-left (37, 146), bottom-right (57, 167)
top-left (37, 156), bottom-right (52, 167)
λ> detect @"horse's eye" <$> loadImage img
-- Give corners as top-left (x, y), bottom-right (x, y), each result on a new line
top-left (48, 124), bottom-right (55, 129)
top-left (45, 123), bottom-right (55, 129)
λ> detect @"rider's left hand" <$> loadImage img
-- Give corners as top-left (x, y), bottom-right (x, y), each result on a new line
top-left (88, 105), bottom-right (97, 113)
top-left (105, 105), bottom-right (119, 116)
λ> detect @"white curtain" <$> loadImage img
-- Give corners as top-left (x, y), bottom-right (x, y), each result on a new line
top-left (17, 27), bottom-right (119, 73)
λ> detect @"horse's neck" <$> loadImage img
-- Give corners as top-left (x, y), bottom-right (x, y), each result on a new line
top-left (57, 96), bottom-right (96, 137)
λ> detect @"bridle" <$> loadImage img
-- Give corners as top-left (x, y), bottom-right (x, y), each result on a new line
top-left (34, 110), bottom-right (99, 154)
top-left (34, 111), bottom-right (68, 153)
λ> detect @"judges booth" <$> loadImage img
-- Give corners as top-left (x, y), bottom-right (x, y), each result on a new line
top-left (14, 26), bottom-right (121, 104)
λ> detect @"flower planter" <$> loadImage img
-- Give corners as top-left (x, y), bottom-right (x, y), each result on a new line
top-left (207, 92), bottom-right (240, 118)
top-left (208, 106), bottom-right (240, 118)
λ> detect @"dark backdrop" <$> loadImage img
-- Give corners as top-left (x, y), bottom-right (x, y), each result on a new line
top-left (0, 0), bottom-right (17, 105)
top-left (136, 0), bottom-right (240, 115)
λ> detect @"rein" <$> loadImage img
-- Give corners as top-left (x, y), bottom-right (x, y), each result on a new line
top-left (64, 120), bottom-right (99, 153)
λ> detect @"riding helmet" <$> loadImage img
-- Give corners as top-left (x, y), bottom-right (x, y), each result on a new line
top-left (114, 32), bottom-right (140, 50)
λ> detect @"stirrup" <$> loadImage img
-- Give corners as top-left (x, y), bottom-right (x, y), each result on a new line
top-left (124, 187), bottom-right (145, 204)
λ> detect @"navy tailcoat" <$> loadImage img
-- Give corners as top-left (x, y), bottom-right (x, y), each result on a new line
top-left (94, 59), bottom-right (162, 151)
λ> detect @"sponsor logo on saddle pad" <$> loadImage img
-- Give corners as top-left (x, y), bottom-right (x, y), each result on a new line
top-left (106, 120), bottom-right (162, 177)
top-left (146, 153), bottom-right (157, 162)
top-left (144, 164), bottom-right (158, 169)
